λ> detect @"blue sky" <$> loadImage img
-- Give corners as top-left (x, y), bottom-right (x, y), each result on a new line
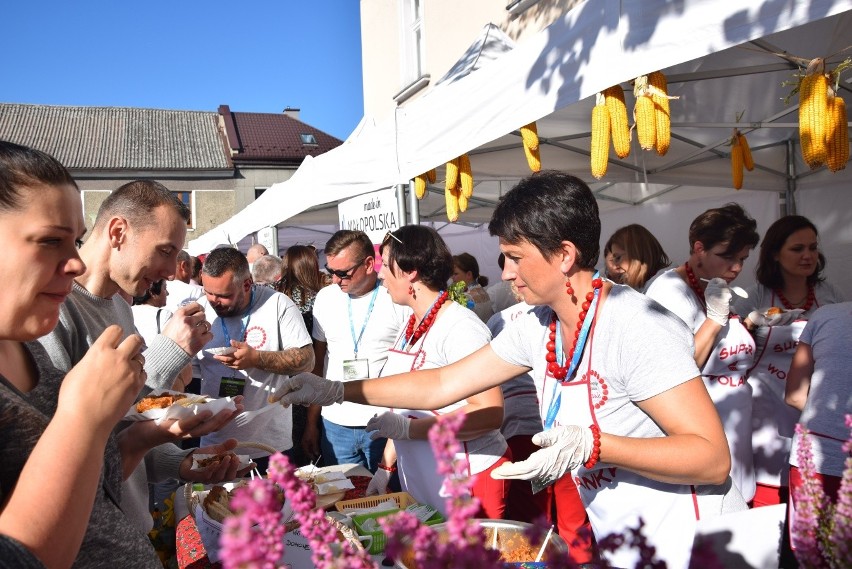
top-left (1, 1), bottom-right (364, 140)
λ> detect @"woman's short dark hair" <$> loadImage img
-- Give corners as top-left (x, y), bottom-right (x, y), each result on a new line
top-left (0, 140), bottom-right (78, 212)
top-left (488, 171), bottom-right (600, 268)
top-left (688, 203), bottom-right (759, 256)
top-left (381, 226), bottom-right (453, 291)
top-left (755, 215), bottom-right (825, 289)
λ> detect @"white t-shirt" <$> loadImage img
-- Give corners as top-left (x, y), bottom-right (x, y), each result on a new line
top-left (490, 287), bottom-right (744, 569)
top-left (734, 282), bottom-right (844, 487)
top-left (646, 269), bottom-right (757, 501)
top-left (789, 301), bottom-right (852, 477)
top-left (164, 279), bottom-right (204, 312)
top-left (312, 282), bottom-right (409, 426)
top-left (131, 305), bottom-right (172, 349)
top-left (195, 285), bottom-right (312, 457)
top-left (487, 302), bottom-right (542, 440)
top-left (486, 280), bottom-right (518, 313)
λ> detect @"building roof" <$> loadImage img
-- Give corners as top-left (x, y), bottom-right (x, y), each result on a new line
top-left (218, 105), bottom-right (343, 164)
top-left (0, 103), bottom-right (232, 170)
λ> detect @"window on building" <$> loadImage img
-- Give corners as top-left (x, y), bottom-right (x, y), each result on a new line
top-left (300, 133), bottom-right (318, 145)
top-left (255, 187), bottom-right (268, 200)
top-left (400, 0), bottom-right (426, 86)
top-left (173, 191), bottom-right (193, 227)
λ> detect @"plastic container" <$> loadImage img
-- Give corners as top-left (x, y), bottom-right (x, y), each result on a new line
top-left (334, 491), bottom-right (418, 513)
top-left (351, 506), bottom-right (444, 554)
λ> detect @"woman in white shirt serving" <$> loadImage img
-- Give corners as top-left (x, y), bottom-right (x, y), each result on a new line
top-left (365, 225), bottom-right (510, 519)
top-left (274, 171), bottom-right (743, 569)
top-left (645, 203), bottom-right (760, 504)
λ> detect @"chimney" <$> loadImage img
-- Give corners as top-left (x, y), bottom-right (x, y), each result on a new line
top-left (283, 107), bottom-right (300, 121)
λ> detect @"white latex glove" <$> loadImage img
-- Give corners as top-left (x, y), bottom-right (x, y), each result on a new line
top-left (704, 278), bottom-right (733, 325)
top-left (490, 425), bottom-right (593, 487)
top-left (366, 412), bottom-right (411, 440)
top-left (366, 467), bottom-right (392, 496)
top-left (269, 372), bottom-right (344, 406)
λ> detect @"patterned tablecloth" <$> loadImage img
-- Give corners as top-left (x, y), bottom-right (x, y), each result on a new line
top-left (176, 475), bottom-right (372, 569)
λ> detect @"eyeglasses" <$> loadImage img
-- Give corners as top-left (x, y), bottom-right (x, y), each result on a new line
top-left (325, 258), bottom-right (366, 280)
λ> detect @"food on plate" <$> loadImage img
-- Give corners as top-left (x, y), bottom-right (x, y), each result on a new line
top-left (203, 485), bottom-right (233, 523)
top-left (136, 393), bottom-right (187, 413)
top-left (765, 306), bottom-right (784, 317)
top-left (486, 528), bottom-right (539, 563)
top-left (195, 452), bottom-right (238, 469)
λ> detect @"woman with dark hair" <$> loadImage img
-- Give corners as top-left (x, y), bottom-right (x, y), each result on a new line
top-left (0, 140), bottom-right (155, 567)
top-left (364, 225), bottom-right (511, 519)
top-left (602, 224), bottom-right (670, 291)
top-left (280, 245), bottom-right (326, 333)
top-left (451, 252), bottom-right (494, 322)
top-left (646, 203), bottom-right (760, 504)
top-left (734, 215), bottom-right (844, 508)
top-left (275, 171), bottom-right (743, 569)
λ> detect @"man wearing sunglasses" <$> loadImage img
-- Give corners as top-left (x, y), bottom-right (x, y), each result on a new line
top-left (306, 230), bottom-right (410, 471)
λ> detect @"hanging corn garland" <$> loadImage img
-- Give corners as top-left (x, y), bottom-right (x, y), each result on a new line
top-left (633, 76), bottom-right (656, 151)
top-left (648, 71), bottom-right (671, 156)
top-left (444, 158), bottom-right (461, 222)
top-left (414, 174), bottom-right (428, 199)
top-left (520, 122), bottom-right (541, 172)
top-left (604, 85), bottom-right (630, 159)
top-left (458, 153), bottom-right (473, 199)
top-left (730, 132), bottom-right (744, 190)
top-left (825, 85), bottom-right (849, 172)
top-left (799, 58), bottom-right (829, 169)
top-left (590, 93), bottom-right (611, 179)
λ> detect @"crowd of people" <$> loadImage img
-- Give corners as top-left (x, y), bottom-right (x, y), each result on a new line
top-left (1, 139), bottom-right (847, 569)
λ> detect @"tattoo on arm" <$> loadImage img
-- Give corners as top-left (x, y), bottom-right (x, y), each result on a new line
top-left (256, 345), bottom-right (315, 375)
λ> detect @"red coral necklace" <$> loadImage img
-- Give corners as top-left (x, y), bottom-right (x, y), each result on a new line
top-left (404, 290), bottom-right (449, 347)
top-left (775, 286), bottom-right (816, 311)
top-left (545, 276), bottom-right (603, 381)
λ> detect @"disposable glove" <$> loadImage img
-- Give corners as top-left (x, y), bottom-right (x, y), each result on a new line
top-left (366, 412), bottom-right (411, 440)
top-left (269, 372), bottom-right (344, 406)
top-left (490, 425), bottom-right (593, 491)
top-left (704, 277), bottom-right (733, 326)
top-left (366, 467), bottom-right (392, 496)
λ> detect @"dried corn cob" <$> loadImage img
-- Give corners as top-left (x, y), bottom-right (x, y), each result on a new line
top-left (458, 185), bottom-right (469, 213)
top-left (731, 134), bottom-right (744, 190)
top-left (648, 71), bottom-right (670, 156)
top-left (590, 93), bottom-right (610, 179)
top-left (604, 85), bottom-right (630, 159)
top-left (459, 154), bottom-right (473, 198)
top-left (523, 139), bottom-right (541, 172)
top-left (737, 131), bottom-right (754, 171)
top-left (799, 63), bottom-right (829, 169)
top-left (414, 174), bottom-right (427, 199)
top-left (426, 168), bottom-right (437, 183)
top-left (825, 92), bottom-right (849, 172)
top-left (634, 77), bottom-right (656, 151)
top-left (445, 158), bottom-right (460, 190)
top-left (446, 185), bottom-right (460, 222)
top-left (520, 122), bottom-right (539, 152)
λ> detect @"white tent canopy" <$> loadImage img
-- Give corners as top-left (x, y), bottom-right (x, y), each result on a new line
top-left (189, 0), bottom-right (852, 293)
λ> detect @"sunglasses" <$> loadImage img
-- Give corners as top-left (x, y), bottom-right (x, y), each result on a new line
top-left (384, 230), bottom-right (403, 245)
top-left (325, 258), bottom-right (367, 280)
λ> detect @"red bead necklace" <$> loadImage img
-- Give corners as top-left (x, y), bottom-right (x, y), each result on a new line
top-left (775, 286), bottom-right (816, 311)
top-left (405, 290), bottom-right (449, 346)
top-left (683, 262), bottom-right (706, 307)
top-left (545, 277), bottom-right (603, 380)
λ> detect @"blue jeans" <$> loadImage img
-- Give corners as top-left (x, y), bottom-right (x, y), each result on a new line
top-left (321, 418), bottom-right (387, 472)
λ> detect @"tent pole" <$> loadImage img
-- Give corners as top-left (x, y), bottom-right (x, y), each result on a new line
top-left (784, 139), bottom-right (797, 216)
top-left (407, 180), bottom-right (420, 225)
top-left (396, 184), bottom-right (409, 228)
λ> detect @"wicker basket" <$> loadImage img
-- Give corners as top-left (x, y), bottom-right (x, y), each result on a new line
top-left (184, 441), bottom-right (276, 517)
top-left (334, 491), bottom-right (418, 513)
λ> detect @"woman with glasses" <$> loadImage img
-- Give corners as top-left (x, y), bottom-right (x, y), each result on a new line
top-left (733, 216), bottom-right (844, 508)
top-left (645, 203), bottom-right (760, 504)
top-left (275, 172), bottom-right (744, 569)
top-left (364, 225), bottom-right (511, 519)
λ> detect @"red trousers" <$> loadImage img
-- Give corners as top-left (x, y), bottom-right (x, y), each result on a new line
top-left (471, 447), bottom-right (512, 520)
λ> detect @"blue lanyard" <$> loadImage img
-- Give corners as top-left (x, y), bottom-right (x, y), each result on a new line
top-left (348, 283), bottom-right (380, 359)
top-left (220, 288), bottom-right (255, 346)
top-left (544, 273), bottom-right (601, 430)
top-left (400, 290), bottom-right (445, 350)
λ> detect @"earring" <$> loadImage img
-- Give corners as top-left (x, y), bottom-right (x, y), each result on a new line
top-left (408, 285), bottom-right (414, 296)
top-left (565, 279), bottom-right (574, 296)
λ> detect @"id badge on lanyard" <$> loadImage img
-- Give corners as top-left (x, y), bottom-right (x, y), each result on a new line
top-left (345, 285), bottom-right (379, 380)
top-left (342, 358), bottom-right (370, 380)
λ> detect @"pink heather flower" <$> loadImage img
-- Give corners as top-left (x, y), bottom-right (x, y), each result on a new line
top-left (826, 415), bottom-right (852, 565)
top-left (221, 477), bottom-right (286, 568)
top-left (792, 423), bottom-right (831, 568)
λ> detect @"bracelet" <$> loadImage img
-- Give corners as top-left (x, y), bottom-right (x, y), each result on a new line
top-left (377, 463), bottom-right (397, 473)
top-left (583, 424), bottom-right (602, 469)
